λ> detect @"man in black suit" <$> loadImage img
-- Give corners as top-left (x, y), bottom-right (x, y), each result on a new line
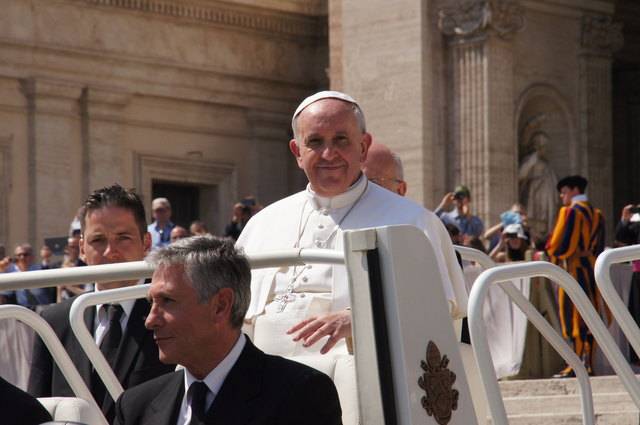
top-left (28, 184), bottom-right (176, 422)
top-left (114, 236), bottom-right (342, 425)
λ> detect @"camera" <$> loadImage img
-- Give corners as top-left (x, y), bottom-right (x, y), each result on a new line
top-left (453, 192), bottom-right (464, 201)
top-left (505, 233), bottom-right (518, 239)
top-left (631, 206), bottom-right (640, 214)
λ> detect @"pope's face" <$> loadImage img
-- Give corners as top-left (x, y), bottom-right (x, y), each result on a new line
top-left (290, 99), bottom-right (371, 197)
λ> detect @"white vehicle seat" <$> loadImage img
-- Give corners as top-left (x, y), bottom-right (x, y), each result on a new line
top-left (38, 397), bottom-right (103, 425)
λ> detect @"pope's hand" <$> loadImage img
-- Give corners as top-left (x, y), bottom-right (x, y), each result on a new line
top-left (287, 310), bottom-right (352, 354)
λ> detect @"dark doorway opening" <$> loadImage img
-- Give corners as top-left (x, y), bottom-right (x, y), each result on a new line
top-left (152, 181), bottom-right (200, 229)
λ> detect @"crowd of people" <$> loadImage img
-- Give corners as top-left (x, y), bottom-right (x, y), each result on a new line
top-left (0, 89), bottom-right (639, 425)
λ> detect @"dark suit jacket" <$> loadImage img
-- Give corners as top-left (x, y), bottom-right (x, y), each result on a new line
top-left (0, 376), bottom-right (52, 425)
top-left (28, 296), bottom-right (176, 423)
top-left (114, 337), bottom-right (342, 425)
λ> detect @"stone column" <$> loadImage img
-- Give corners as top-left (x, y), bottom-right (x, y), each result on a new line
top-left (20, 78), bottom-right (83, 246)
top-left (579, 14), bottom-right (623, 231)
top-left (82, 88), bottom-right (132, 196)
top-left (439, 0), bottom-right (525, 226)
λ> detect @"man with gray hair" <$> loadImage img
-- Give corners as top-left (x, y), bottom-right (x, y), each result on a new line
top-left (114, 236), bottom-right (341, 425)
top-left (362, 142), bottom-right (407, 196)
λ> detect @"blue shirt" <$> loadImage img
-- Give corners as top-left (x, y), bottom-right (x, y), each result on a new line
top-left (148, 221), bottom-right (175, 249)
top-left (436, 208), bottom-right (485, 238)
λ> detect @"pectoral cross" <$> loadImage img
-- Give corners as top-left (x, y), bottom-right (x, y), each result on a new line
top-left (274, 291), bottom-right (297, 313)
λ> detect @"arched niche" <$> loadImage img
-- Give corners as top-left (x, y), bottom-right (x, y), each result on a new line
top-left (514, 84), bottom-right (576, 237)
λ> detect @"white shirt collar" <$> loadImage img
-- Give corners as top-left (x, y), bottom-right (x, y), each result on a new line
top-left (94, 278), bottom-right (145, 319)
top-left (183, 333), bottom-right (246, 401)
top-left (572, 194), bottom-right (588, 203)
top-left (305, 173), bottom-right (367, 210)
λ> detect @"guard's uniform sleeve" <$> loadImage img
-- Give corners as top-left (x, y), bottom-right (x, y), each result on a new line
top-left (546, 206), bottom-right (581, 261)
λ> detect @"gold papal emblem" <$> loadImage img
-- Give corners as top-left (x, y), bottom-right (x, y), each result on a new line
top-left (418, 341), bottom-right (459, 425)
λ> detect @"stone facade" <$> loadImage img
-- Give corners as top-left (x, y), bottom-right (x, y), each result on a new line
top-left (1, 0), bottom-right (638, 250)
top-left (331, 0), bottom-right (633, 242)
top-left (0, 0), bottom-right (328, 249)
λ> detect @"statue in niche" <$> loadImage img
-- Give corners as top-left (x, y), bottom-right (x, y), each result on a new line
top-left (518, 131), bottom-right (558, 238)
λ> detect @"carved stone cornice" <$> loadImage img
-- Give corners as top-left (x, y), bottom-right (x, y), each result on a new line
top-left (581, 14), bottom-right (624, 56)
top-left (81, 0), bottom-right (325, 39)
top-left (438, 0), bottom-right (525, 42)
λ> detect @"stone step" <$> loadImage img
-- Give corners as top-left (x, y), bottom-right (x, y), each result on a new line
top-left (494, 375), bottom-right (640, 424)
top-left (499, 375), bottom-right (635, 398)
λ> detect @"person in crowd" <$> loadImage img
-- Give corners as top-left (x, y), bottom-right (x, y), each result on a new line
top-left (546, 175), bottom-right (605, 377)
top-left (0, 244), bottom-right (17, 304)
top-left (57, 235), bottom-right (89, 301)
top-left (435, 185), bottom-right (485, 238)
top-left (39, 245), bottom-right (57, 270)
top-left (464, 236), bottom-right (487, 254)
top-left (615, 203), bottom-right (640, 362)
top-left (236, 90), bottom-right (467, 359)
top-left (0, 376), bottom-right (52, 425)
top-left (361, 143), bottom-right (407, 196)
top-left (29, 184), bottom-right (176, 422)
top-left (483, 203), bottom-right (530, 251)
top-left (189, 220), bottom-right (209, 236)
top-left (489, 223), bottom-right (530, 263)
top-left (224, 203), bottom-right (251, 241)
top-left (114, 236), bottom-right (341, 425)
top-left (170, 225), bottom-right (189, 243)
top-left (10, 243), bottom-right (55, 308)
top-left (148, 197), bottom-right (175, 249)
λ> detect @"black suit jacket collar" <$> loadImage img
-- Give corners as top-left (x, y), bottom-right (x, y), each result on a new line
top-left (146, 338), bottom-right (265, 425)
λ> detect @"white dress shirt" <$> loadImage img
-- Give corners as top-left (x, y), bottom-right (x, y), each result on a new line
top-left (177, 334), bottom-right (246, 425)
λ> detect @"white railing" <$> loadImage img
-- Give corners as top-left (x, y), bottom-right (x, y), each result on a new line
top-left (594, 245), bottom-right (640, 364)
top-left (454, 245), bottom-right (496, 270)
top-left (0, 305), bottom-right (108, 425)
top-left (470, 261), bottom-right (640, 425)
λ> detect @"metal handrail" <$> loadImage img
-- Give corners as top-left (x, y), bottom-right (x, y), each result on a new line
top-left (594, 245), bottom-right (640, 364)
top-left (454, 245), bottom-right (496, 270)
top-left (0, 249), bottom-right (346, 293)
top-left (468, 261), bottom-right (640, 425)
top-left (0, 305), bottom-right (108, 425)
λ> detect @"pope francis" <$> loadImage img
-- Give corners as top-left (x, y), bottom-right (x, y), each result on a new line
top-left (236, 91), bottom-right (467, 358)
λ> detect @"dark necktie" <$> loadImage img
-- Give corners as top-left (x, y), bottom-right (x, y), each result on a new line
top-left (189, 381), bottom-right (209, 425)
top-left (100, 304), bottom-right (124, 367)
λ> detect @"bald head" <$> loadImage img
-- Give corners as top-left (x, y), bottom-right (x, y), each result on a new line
top-left (362, 143), bottom-right (407, 196)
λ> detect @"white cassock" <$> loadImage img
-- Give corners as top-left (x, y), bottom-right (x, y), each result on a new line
top-left (236, 174), bottom-right (468, 356)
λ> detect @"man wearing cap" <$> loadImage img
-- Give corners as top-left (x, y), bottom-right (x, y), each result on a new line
top-left (236, 91), bottom-right (468, 359)
top-left (435, 185), bottom-right (485, 238)
top-left (148, 197), bottom-right (175, 249)
top-left (546, 175), bottom-right (605, 377)
top-left (362, 143), bottom-right (407, 196)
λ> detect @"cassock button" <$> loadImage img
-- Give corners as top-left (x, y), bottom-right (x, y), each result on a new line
top-left (300, 293), bottom-right (306, 298)
top-left (322, 209), bottom-right (329, 216)
top-left (302, 276), bottom-right (308, 283)
top-left (315, 240), bottom-right (322, 247)
top-left (318, 224), bottom-right (324, 229)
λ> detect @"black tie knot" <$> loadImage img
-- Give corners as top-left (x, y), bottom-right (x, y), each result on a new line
top-left (189, 381), bottom-right (209, 423)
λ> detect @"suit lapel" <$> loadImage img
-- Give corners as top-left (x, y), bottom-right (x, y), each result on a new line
top-left (146, 371), bottom-right (184, 425)
top-left (72, 305), bottom-right (96, 386)
top-left (206, 338), bottom-right (263, 424)
top-left (113, 299), bottom-right (149, 383)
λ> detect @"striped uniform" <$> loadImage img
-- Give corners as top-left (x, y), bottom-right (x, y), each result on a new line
top-left (546, 200), bottom-right (605, 364)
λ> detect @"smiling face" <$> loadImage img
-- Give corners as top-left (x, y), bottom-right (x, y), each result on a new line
top-left (80, 206), bottom-right (150, 289)
top-left (290, 99), bottom-right (371, 197)
top-left (145, 264), bottom-right (222, 377)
